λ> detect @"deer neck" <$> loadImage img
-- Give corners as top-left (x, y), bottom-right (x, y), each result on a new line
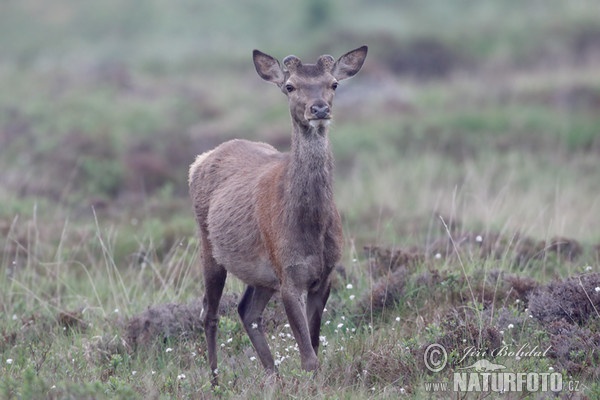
top-left (285, 121), bottom-right (334, 230)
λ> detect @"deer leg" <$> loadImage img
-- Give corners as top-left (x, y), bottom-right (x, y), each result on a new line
top-left (202, 257), bottom-right (227, 386)
top-left (307, 279), bottom-right (331, 354)
top-left (281, 279), bottom-right (319, 371)
top-left (238, 285), bottom-right (276, 373)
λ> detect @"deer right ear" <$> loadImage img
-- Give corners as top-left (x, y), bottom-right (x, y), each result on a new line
top-left (253, 50), bottom-right (285, 86)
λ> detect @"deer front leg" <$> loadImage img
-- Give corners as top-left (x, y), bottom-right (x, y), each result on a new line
top-left (307, 278), bottom-right (331, 354)
top-left (281, 268), bottom-right (319, 371)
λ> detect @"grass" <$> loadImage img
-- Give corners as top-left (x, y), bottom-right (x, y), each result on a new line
top-left (1, 1), bottom-right (600, 398)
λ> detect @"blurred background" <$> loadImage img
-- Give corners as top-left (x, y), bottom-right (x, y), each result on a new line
top-left (1, 0), bottom-right (599, 252)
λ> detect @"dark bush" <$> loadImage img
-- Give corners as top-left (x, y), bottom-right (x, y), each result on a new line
top-left (529, 273), bottom-right (600, 325)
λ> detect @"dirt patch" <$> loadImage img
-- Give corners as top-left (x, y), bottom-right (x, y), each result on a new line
top-left (364, 245), bottom-right (423, 278)
top-left (356, 267), bottom-right (409, 318)
top-left (126, 295), bottom-right (237, 348)
top-left (57, 309), bottom-right (87, 333)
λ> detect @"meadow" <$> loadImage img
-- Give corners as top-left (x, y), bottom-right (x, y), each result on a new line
top-left (1, 1), bottom-right (600, 398)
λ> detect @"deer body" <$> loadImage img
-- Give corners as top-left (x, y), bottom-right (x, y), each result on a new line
top-left (189, 46), bottom-right (367, 384)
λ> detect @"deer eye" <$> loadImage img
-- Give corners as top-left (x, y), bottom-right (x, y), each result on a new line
top-left (285, 84), bottom-right (295, 93)
top-left (331, 82), bottom-right (338, 90)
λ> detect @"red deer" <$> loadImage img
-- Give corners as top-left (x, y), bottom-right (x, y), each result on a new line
top-left (189, 46), bottom-right (367, 384)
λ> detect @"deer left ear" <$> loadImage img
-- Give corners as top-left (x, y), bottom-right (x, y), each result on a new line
top-left (332, 45), bottom-right (368, 81)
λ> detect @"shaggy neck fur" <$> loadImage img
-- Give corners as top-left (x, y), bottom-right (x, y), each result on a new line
top-left (285, 121), bottom-right (334, 236)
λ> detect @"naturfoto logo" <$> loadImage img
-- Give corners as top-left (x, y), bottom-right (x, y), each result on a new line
top-left (423, 343), bottom-right (580, 394)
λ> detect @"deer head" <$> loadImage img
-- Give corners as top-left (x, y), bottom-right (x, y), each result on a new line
top-left (253, 46), bottom-right (368, 130)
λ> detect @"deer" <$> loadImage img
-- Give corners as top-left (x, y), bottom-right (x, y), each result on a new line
top-left (188, 46), bottom-right (367, 385)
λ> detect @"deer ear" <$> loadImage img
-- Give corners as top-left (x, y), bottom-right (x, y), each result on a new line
top-left (332, 45), bottom-right (368, 81)
top-left (253, 50), bottom-right (285, 85)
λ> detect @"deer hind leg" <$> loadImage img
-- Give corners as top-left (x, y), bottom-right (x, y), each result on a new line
top-left (237, 285), bottom-right (276, 373)
top-left (306, 279), bottom-right (331, 354)
top-left (201, 244), bottom-right (227, 386)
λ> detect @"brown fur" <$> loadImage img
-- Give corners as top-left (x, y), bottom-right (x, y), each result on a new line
top-left (189, 46), bottom-right (367, 384)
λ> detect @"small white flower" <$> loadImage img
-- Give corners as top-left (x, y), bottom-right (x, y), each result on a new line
top-left (325, 320), bottom-right (331, 325)
top-left (250, 356), bottom-right (256, 361)
top-left (11, 314), bottom-right (17, 321)
top-left (131, 371), bottom-right (137, 376)
top-left (337, 323), bottom-right (344, 329)
top-left (113, 308), bottom-right (119, 313)
top-left (191, 351), bottom-right (197, 357)
top-left (400, 387), bottom-right (406, 394)
top-left (323, 307), bottom-right (327, 312)
top-left (349, 295), bottom-right (355, 300)
top-left (475, 235), bottom-right (483, 243)
top-left (548, 366), bottom-right (554, 371)
top-left (395, 317), bottom-right (401, 322)
top-left (221, 343), bottom-right (225, 347)
top-left (346, 283), bottom-right (353, 290)
top-left (515, 299), bottom-right (520, 304)
top-left (6, 359), bottom-right (13, 365)
top-left (271, 335), bottom-right (276, 340)
top-left (585, 265), bottom-right (593, 272)
top-left (284, 323), bottom-right (290, 328)
top-left (341, 316), bottom-right (346, 320)
top-left (251, 322), bottom-right (258, 329)
top-left (499, 330), bottom-right (504, 335)
top-left (226, 338), bottom-right (233, 343)
top-left (165, 348), bottom-right (173, 353)
top-left (508, 324), bottom-right (514, 329)
top-left (352, 258), bottom-right (358, 263)
top-left (595, 287), bottom-right (600, 293)
top-left (177, 374), bottom-right (186, 380)
top-left (151, 370), bottom-right (156, 375)
top-left (434, 253), bottom-right (442, 259)
top-left (515, 356), bottom-right (521, 361)
top-left (51, 385), bottom-right (56, 389)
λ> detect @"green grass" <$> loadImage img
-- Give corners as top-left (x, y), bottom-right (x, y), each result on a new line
top-left (1, 1), bottom-right (600, 398)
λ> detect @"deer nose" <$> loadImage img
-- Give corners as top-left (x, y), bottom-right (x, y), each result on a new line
top-left (310, 103), bottom-right (330, 119)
